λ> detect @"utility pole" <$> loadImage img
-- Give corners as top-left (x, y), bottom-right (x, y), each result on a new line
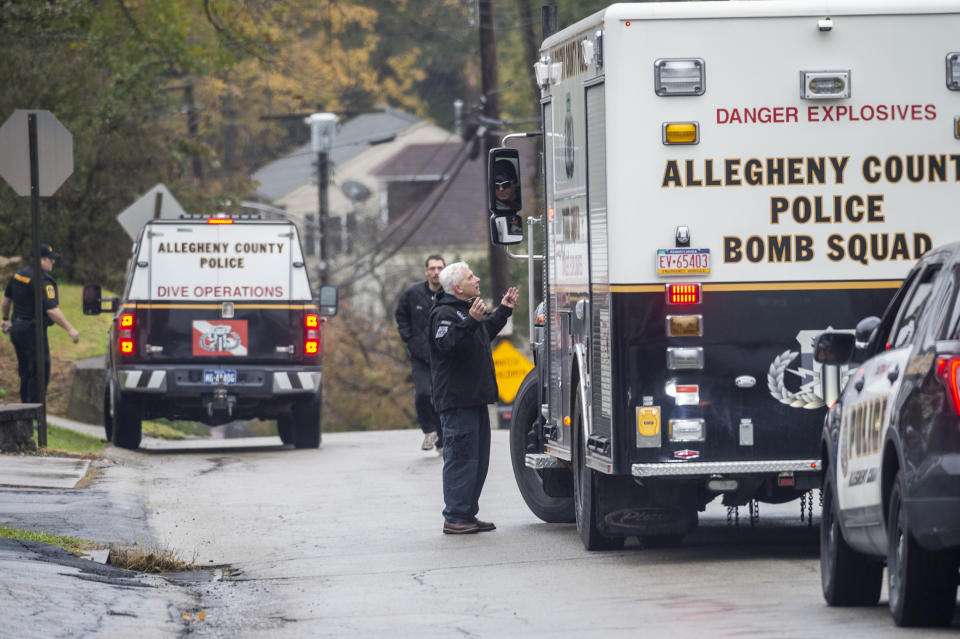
top-left (305, 113), bottom-right (337, 286)
top-left (478, 0), bottom-right (509, 300)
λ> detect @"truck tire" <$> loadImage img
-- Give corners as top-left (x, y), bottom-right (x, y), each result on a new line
top-left (572, 397), bottom-right (623, 551)
top-left (820, 471), bottom-right (881, 606)
top-left (510, 370), bottom-right (575, 523)
top-left (291, 391), bottom-right (322, 449)
top-left (111, 382), bottom-right (142, 450)
top-left (887, 470), bottom-right (958, 626)
top-left (277, 416), bottom-right (294, 445)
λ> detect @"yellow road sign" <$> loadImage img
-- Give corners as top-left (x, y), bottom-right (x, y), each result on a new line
top-left (492, 340), bottom-right (534, 404)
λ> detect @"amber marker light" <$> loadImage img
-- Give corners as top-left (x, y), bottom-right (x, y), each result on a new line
top-left (207, 218), bottom-right (234, 224)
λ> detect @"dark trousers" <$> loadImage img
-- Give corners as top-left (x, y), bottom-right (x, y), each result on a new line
top-left (411, 358), bottom-right (442, 444)
top-left (10, 321), bottom-right (49, 404)
top-left (439, 405), bottom-right (490, 523)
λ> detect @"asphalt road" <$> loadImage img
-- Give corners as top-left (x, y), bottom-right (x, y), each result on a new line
top-left (1, 426), bottom-right (957, 638)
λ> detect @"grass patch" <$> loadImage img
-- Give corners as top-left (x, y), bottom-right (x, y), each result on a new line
top-left (142, 420), bottom-right (188, 440)
top-left (152, 419), bottom-right (211, 438)
top-left (0, 526), bottom-right (197, 572)
top-left (47, 282), bottom-right (115, 360)
top-left (0, 524), bottom-right (98, 555)
top-left (36, 424), bottom-right (107, 455)
top-left (109, 542), bottom-right (197, 573)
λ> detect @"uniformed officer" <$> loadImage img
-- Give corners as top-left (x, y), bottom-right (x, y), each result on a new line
top-left (1, 243), bottom-right (80, 403)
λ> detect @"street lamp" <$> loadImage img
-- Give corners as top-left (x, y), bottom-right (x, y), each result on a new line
top-left (305, 112), bottom-right (338, 285)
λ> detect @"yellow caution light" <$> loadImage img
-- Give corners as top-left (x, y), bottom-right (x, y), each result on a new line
top-left (955, 116), bottom-right (960, 139)
top-left (563, 416), bottom-right (571, 426)
top-left (663, 122), bottom-right (699, 145)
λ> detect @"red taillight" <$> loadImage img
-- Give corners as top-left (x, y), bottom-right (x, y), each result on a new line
top-left (304, 313), bottom-right (321, 356)
top-left (117, 313), bottom-right (135, 355)
top-left (937, 356), bottom-right (960, 416)
top-left (667, 283), bottom-right (701, 305)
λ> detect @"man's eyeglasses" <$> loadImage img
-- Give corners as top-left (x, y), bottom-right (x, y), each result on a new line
top-left (495, 180), bottom-right (514, 189)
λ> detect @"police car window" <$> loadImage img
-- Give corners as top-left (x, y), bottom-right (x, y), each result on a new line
top-left (943, 264), bottom-right (960, 339)
top-left (890, 264), bottom-right (941, 348)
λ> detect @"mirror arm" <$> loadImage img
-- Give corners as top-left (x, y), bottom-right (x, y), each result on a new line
top-left (500, 131), bottom-right (543, 146)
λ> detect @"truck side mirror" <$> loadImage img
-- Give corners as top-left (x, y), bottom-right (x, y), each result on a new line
top-left (813, 332), bottom-right (856, 365)
top-left (489, 214), bottom-right (523, 245)
top-left (318, 285), bottom-right (338, 317)
top-left (82, 284), bottom-right (102, 315)
top-left (488, 147), bottom-right (522, 215)
top-left (82, 284), bottom-right (117, 315)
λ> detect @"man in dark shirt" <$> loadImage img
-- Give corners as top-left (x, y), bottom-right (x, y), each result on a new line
top-left (429, 261), bottom-right (517, 534)
top-left (1, 243), bottom-right (80, 403)
top-left (395, 254), bottom-right (445, 452)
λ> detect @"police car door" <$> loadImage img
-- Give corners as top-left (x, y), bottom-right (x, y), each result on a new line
top-left (837, 264), bottom-right (942, 526)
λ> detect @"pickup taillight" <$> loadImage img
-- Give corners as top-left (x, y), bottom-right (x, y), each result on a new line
top-left (304, 313), bottom-right (321, 356)
top-left (117, 313), bottom-right (135, 355)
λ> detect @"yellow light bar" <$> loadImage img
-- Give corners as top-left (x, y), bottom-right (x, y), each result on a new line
top-left (663, 122), bottom-right (699, 145)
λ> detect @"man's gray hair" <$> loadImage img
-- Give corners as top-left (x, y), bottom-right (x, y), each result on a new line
top-left (438, 262), bottom-right (470, 295)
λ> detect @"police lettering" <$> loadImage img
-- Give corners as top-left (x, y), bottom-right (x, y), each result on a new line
top-left (770, 194), bottom-right (884, 224)
top-left (844, 397), bottom-right (886, 460)
top-left (826, 233), bottom-right (931, 265)
top-left (723, 235), bottom-right (814, 263)
top-left (200, 257), bottom-right (245, 269)
top-left (662, 156), bottom-right (849, 187)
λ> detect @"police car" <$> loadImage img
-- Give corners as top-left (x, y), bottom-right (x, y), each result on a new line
top-left (83, 215), bottom-right (337, 450)
top-left (815, 243), bottom-right (960, 627)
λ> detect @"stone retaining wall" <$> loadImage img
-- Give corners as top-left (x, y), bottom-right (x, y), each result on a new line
top-left (66, 356), bottom-right (106, 426)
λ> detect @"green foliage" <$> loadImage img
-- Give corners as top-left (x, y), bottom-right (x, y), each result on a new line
top-left (47, 283), bottom-right (115, 360)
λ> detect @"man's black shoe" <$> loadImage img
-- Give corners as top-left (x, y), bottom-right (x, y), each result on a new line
top-left (443, 520), bottom-right (480, 534)
top-left (474, 519), bottom-right (496, 532)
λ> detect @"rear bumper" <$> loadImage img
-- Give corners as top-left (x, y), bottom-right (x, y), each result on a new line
top-left (631, 459), bottom-right (820, 478)
top-left (116, 365), bottom-right (321, 397)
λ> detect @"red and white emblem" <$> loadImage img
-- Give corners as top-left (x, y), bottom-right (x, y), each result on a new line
top-left (192, 320), bottom-right (248, 356)
top-left (674, 449), bottom-right (700, 460)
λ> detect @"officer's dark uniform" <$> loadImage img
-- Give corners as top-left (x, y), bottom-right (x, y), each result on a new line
top-left (395, 280), bottom-right (442, 445)
top-left (4, 264), bottom-right (59, 403)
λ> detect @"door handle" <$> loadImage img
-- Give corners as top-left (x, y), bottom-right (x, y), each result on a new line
top-left (887, 366), bottom-right (900, 383)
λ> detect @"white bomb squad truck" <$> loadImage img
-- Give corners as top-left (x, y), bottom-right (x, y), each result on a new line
top-left (83, 215), bottom-right (338, 450)
top-left (492, 0), bottom-right (960, 549)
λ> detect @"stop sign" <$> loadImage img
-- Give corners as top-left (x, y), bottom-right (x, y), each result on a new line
top-left (0, 109), bottom-right (73, 197)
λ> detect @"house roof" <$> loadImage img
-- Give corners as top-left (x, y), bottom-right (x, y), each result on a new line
top-left (250, 107), bottom-right (422, 201)
top-left (385, 145), bottom-right (488, 249)
top-left (380, 137), bottom-right (538, 250)
top-left (371, 143), bottom-right (462, 182)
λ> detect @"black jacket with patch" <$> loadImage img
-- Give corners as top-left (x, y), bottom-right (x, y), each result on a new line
top-left (395, 280), bottom-right (437, 364)
top-left (428, 292), bottom-right (512, 412)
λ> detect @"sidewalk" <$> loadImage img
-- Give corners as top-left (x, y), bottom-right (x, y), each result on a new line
top-left (0, 414), bottom-right (101, 490)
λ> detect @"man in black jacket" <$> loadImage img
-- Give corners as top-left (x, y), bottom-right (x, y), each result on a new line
top-left (429, 261), bottom-right (518, 534)
top-left (395, 254), bottom-right (445, 452)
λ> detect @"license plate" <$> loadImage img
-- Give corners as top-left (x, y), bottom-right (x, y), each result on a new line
top-left (203, 369), bottom-right (237, 385)
top-left (656, 248), bottom-right (711, 275)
